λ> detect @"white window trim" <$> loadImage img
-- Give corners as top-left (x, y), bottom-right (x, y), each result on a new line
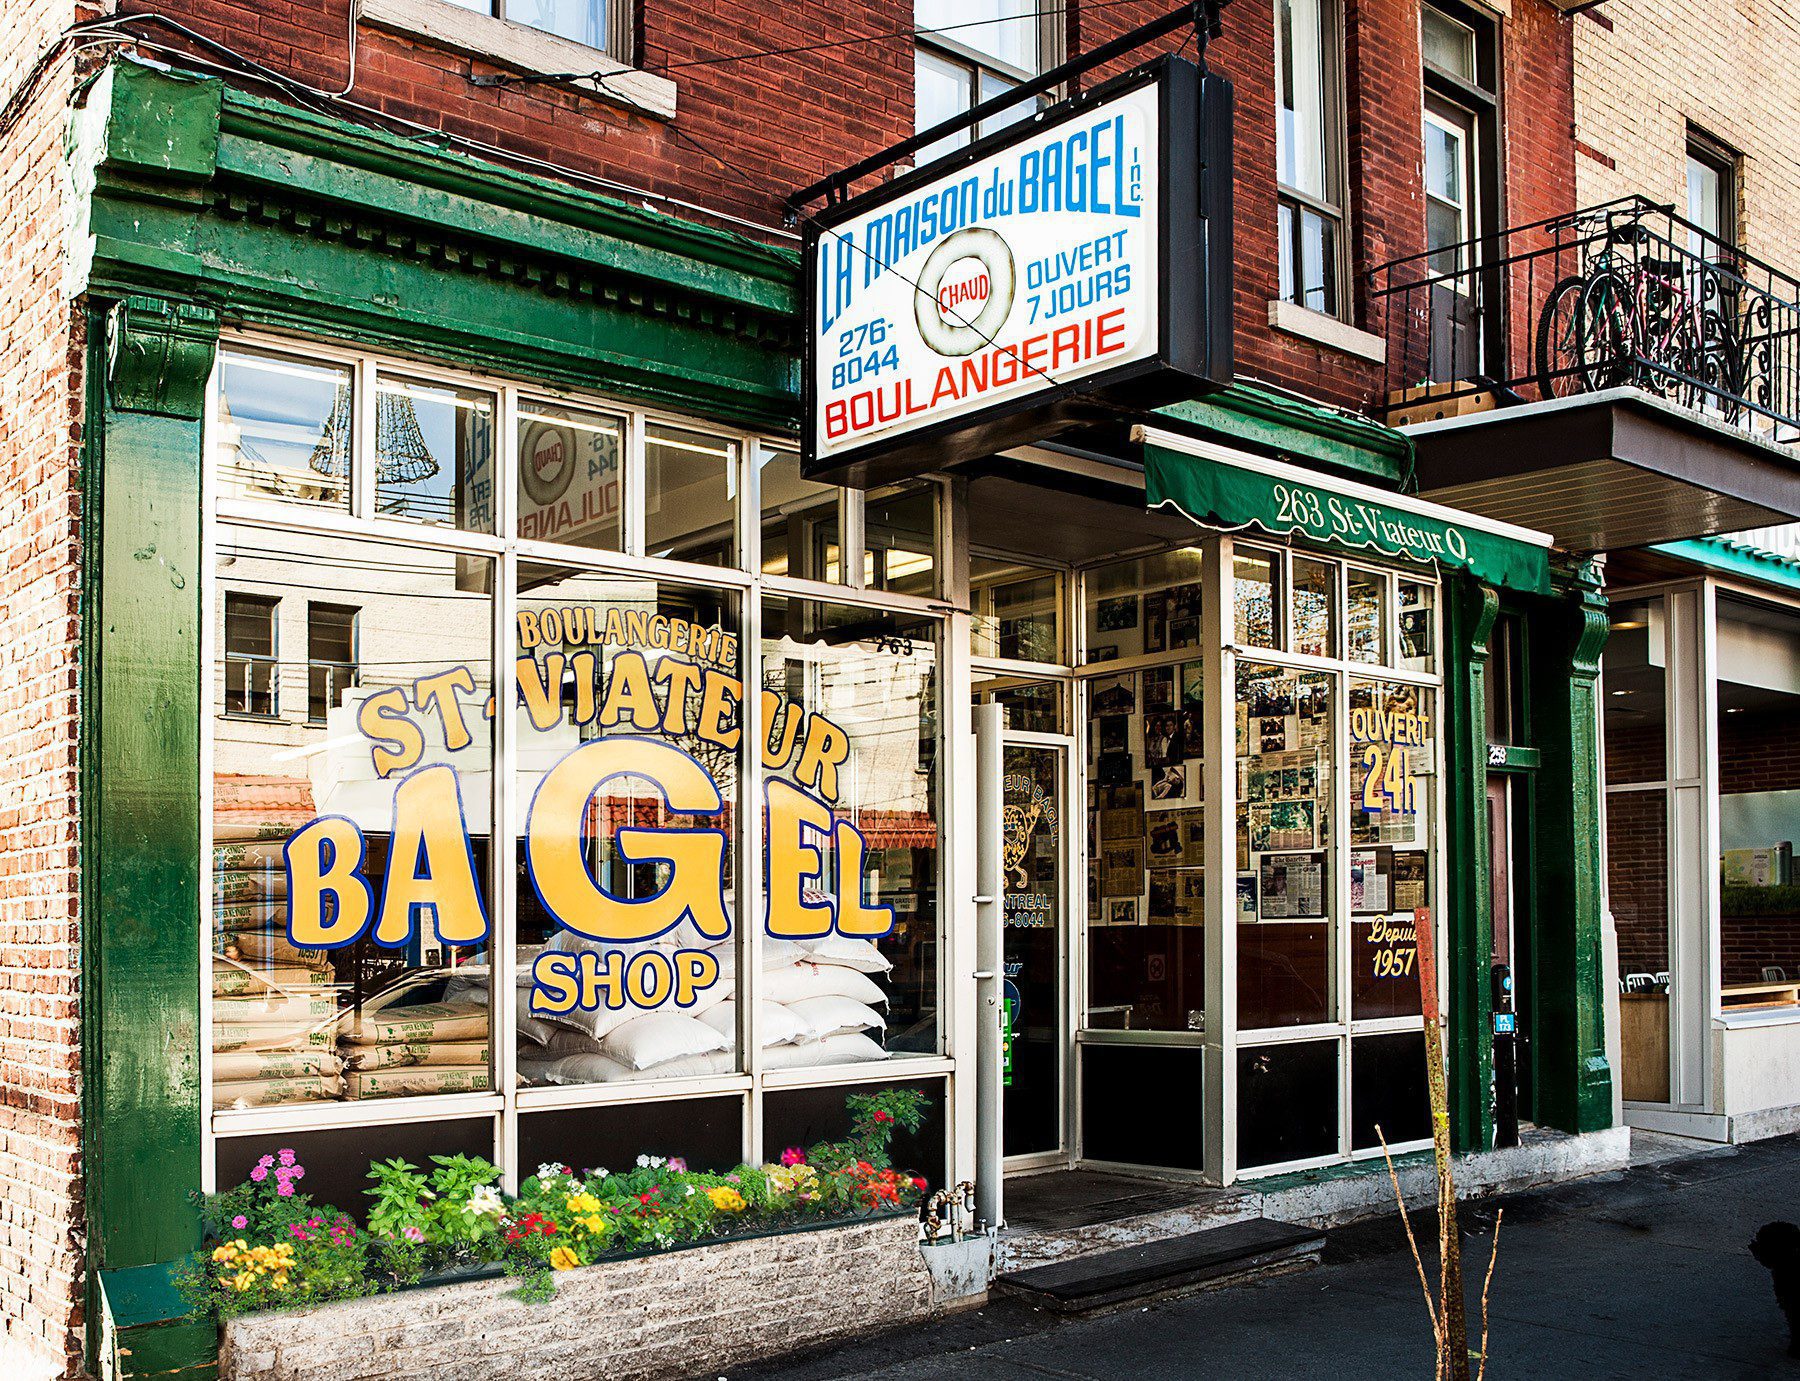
top-left (362, 0), bottom-right (678, 120)
top-left (1268, 298), bottom-right (1388, 364)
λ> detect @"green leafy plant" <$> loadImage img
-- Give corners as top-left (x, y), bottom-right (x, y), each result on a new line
top-left (184, 1091), bottom-right (934, 1319)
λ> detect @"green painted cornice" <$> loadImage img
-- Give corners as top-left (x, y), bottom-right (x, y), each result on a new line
top-left (1153, 381), bottom-right (1412, 486)
top-left (70, 59), bottom-right (803, 429)
top-left (106, 295), bottom-right (219, 418)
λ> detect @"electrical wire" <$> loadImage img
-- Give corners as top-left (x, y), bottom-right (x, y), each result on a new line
top-left (474, 0), bottom-right (1143, 87)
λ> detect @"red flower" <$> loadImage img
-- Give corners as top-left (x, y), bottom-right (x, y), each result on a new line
top-left (912, 1178), bottom-right (928, 1192)
top-left (873, 1110), bottom-right (893, 1124)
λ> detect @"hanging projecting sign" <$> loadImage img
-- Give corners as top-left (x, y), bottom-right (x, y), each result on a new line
top-left (802, 57), bottom-right (1233, 486)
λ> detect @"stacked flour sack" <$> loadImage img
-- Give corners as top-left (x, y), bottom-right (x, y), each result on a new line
top-left (212, 829), bottom-right (347, 1110)
top-left (516, 925), bottom-right (893, 1084)
top-left (336, 978), bottom-right (492, 1099)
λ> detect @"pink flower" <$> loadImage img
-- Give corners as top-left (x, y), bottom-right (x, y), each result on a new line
top-left (231, 1215), bottom-right (248, 1229)
top-left (780, 1147), bottom-right (806, 1167)
top-left (402, 1225), bottom-right (424, 1243)
top-left (278, 1149), bottom-right (297, 1168)
top-left (276, 1182), bottom-right (295, 1197)
top-left (256, 1154), bottom-right (275, 1170)
top-left (289, 1224), bottom-right (309, 1239)
top-left (249, 1166), bottom-right (267, 1182)
top-left (667, 1157), bottom-right (687, 1173)
top-left (290, 1166), bottom-right (305, 1181)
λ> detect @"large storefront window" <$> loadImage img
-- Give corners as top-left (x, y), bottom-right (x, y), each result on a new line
top-left (206, 337), bottom-right (949, 1189)
top-left (211, 527), bottom-right (495, 1109)
top-left (512, 571), bottom-right (742, 1088)
top-left (761, 597), bottom-right (942, 1061)
top-left (1071, 542), bottom-right (1439, 1176)
top-left (1081, 551), bottom-right (1208, 1034)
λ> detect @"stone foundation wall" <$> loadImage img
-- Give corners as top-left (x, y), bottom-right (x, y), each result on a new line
top-left (223, 1216), bottom-right (944, 1381)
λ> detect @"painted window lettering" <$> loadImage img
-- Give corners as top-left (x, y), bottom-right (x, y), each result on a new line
top-left (283, 614), bottom-right (891, 1017)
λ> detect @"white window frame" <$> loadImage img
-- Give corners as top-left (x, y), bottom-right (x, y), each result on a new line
top-left (201, 329), bottom-right (958, 1192)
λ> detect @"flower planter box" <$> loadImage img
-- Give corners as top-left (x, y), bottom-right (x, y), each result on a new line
top-left (222, 1215), bottom-right (967, 1381)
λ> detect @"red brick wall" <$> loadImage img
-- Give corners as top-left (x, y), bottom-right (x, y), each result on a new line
top-left (0, 4), bottom-right (92, 1375)
top-left (1607, 788), bottom-right (1668, 977)
top-left (109, 0), bottom-right (1576, 416)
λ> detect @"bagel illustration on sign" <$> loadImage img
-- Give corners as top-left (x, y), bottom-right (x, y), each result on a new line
top-left (520, 421), bottom-right (578, 508)
top-left (915, 227), bottom-right (1015, 357)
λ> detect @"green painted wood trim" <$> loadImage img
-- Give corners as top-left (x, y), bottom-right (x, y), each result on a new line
top-left (1653, 537), bottom-right (1800, 593)
top-left (84, 295), bottom-right (211, 1286)
top-left (1524, 561), bottom-right (1616, 1134)
top-left (1154, 381), bottom-right (1412, 485)
top-left (1444, 576), bottom-right (1498, 1155)
top-left (70, 60), bottom-right (804, 431)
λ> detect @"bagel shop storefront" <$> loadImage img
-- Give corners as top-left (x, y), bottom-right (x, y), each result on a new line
top-left (797, 52), bottom-right (1613, 1209)
top-left (74, 54), bottom-right (1615, 1381)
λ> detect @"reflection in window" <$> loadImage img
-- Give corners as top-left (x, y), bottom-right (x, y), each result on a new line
top-left (762, 597), bottom-right (942, 1063)
top-left (212, 528), bottom-right (494, 1110)
top-left (373, 374), bottom-right (497, 532)
top-left (645, 422), bottom-right (738, 567)
top-left (864, 483), bottom-right (939, 596)
top-left (1234, 549), bottom-right (1281, 648)
top-left (974, 674), bottom-right (1064, 734)
top-left (512, 570), bottom-right (741, 1088)
top-left (1083, 548), bottom-right (1205, 662)
top-left (1236, 662), bottom-right (1334, 1029)
top-left (758, 445), bottom-right (840, 581)
top-left (972, 556), bottom-right (1061, 661)
top-left (516, 400), bottom-right (624, 551)
top-left (224, 593), bottom-right (280, 717)
top-left (306, 603), bottom-right (358, 725)
top-left (215, 349), bottom-right (353, 511)
top-left (1292, 556), bottom-right (1335, 658)
top-left (1347, 567), bottom-right (1387, 664)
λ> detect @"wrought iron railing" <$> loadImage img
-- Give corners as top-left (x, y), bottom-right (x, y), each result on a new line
top-left (1367, 195), bottom-right (1800, 441)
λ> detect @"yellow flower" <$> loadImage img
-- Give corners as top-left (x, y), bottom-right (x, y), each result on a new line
top-left (706, 1187), bottom-right (746, 1213)
top-left (565, 1192), bottom-right (601, 1215)
top-left (577, 1215), bottom-right (606, 1235)
top-left (548, 1245), bottom-right (580, 1271)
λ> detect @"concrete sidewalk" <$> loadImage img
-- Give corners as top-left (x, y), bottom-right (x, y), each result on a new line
top-left (730, 1133), bottom-right (1800, 1380)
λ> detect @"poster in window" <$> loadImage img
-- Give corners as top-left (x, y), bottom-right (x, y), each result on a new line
top-left (1148, 871), bottom-right (1177, 921)
top-left (1391, 851), bottom-right (1427, 911)
top-left (1149, 762), bottom-right (1191, 804)
top-left (1146, 811), bottom-right (1183, 867)
top-left (1097, 595), bottom-right (1139, 631)
top-left (1092, 674), bottom-right (1136, 716)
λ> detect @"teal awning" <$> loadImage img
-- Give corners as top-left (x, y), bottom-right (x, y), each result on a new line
top-left (1140, 425), bottom-right (1554, 596)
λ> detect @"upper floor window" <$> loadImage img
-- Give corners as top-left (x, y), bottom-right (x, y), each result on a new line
top-left (1275, 0), bottom-right (1347, 317)
top-left (914, 1), bottom-right (1059, 163)
top-left (1686, 132), bottom-right (1737, 261)
top-left (223, 593), bottom-right (279, 718)
top-left (447, 0), bottom-right (631, 61)
top-left (306, 603), bottom-right (359, 725)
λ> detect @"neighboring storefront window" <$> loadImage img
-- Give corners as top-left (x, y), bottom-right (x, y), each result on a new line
top-left (971, 556), bottom-right (1063, 663)
top-left (1715, 595), bottom-right (1800, 1013)
top-left (207, 337), bottom-right (947, 1185)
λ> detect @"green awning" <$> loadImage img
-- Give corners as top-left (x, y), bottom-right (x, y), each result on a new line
top-left (1140, 425), bottom-right (1554, 596)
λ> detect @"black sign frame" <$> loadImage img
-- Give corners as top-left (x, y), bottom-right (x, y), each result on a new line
top-left (801, 55), bottom-right (1233, 488)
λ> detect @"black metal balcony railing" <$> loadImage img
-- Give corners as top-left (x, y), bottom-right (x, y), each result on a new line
top-left (1367, 195), bottom-right (1800, 440)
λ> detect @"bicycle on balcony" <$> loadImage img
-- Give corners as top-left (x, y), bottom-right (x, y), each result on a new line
top-left (1535, 202), bottom-right (1746, 421)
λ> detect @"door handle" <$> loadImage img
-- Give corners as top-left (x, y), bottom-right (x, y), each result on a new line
top-left (972, 970), bottom-right (995, 981)
top-left (973, 895), bottom-right (995, 905)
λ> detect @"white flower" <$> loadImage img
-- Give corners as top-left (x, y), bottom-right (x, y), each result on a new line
top-left (636, 1154), bottom-right (666, 1170)
top-left (590, 1168), bottom-right (609, 1181)
top-left (467, 1185), bottom-right (505, 1219)
top-left (684, 1185), bottom-right (695, 1197)
top-left (537, 1162), bottom-right (567, 1180)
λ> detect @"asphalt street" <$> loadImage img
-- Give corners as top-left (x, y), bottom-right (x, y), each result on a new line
top-left (730, 1134), bottom-right (1800, 1380)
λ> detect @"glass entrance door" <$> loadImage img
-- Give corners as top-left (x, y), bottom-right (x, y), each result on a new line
top-left (1002, 740), bottom-right (1066, 1160)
